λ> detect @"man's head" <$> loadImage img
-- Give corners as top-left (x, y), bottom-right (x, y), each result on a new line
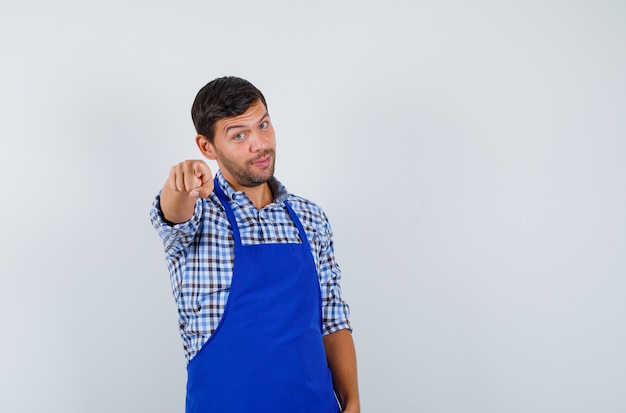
top-left (191, 76), bottom-right (268, 143)
top-left (193, 76), bottom-right (276, 190)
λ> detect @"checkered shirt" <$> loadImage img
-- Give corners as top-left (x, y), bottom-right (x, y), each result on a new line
top-left (150, 171), bottom-right (351, 363)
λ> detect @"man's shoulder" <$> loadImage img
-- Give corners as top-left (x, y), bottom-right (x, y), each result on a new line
top-left (287, 192), bottom-right (321, 209)
top-left (286, 193), bottom-right (329, 223)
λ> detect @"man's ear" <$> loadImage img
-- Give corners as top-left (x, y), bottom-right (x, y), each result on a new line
top-left (196, 134), bottom-right (217, 160)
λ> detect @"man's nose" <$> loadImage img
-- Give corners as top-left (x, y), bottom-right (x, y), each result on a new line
top-left (249, 132), bottom-right (267, 151)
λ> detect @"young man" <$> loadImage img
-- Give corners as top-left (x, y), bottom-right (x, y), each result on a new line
top-left (150, 76), bottom-right (359, 412)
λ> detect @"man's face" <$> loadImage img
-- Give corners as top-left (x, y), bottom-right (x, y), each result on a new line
top-left (210, 100), bottom-right (276, 189)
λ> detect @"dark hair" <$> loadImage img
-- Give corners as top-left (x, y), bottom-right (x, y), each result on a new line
top-left (191, 76), bottom-right (268, 142)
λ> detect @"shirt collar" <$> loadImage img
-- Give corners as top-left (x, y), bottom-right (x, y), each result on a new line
top-left (215, 170), bottom-right (289, 205)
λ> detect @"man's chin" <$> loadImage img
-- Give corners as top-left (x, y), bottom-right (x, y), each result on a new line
top-left (239, 170), bottom-right (274, 188)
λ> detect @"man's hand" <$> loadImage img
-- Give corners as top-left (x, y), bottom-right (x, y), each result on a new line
top-left (160, 160), bottom-right (214, 223)
top-left (168, 160), bottom-right (214, 198)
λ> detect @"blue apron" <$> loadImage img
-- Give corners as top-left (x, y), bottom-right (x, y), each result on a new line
top-left (185, 178), bottom-right (339, 412)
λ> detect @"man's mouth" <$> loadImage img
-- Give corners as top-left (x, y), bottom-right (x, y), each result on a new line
top-left (250, 151), bottom-right (273, 167)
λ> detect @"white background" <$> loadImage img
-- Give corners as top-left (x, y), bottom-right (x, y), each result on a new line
top-left (1, 1), bottom-right (625, 412)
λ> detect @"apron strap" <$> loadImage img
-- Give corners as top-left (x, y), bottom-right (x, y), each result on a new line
top-left (213, 176), bottom-right (242, 247)
top-left (284, 200), bottom-right (311, 250)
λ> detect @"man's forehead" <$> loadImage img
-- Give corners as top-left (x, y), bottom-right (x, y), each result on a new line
top-left (219, 100), bottom-right (268, 130)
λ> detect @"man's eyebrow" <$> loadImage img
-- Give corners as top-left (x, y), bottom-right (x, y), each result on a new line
top-left (224, 113), bottom-right (269, 133)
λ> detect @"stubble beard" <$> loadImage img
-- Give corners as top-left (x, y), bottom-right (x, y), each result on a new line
top-left (218, 149), bottom-right (276, 188)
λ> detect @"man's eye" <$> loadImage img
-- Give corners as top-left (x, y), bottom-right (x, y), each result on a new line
top-left (260, 121), bottom-right (268, 130)
top-left (234, 133), bottom-right (245, 140)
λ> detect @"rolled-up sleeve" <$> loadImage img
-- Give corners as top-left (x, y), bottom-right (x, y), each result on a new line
top-left (150, 193), bottom-right (203, 255)
top-left (149, 193), bottom-right (203, 294)
top-left (317, 212), bottom-right (352, 336)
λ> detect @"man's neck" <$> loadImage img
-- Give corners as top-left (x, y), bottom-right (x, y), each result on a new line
top-left (225, 178), bottom-right (273, 210)
top-left (242, 183), bottom-right (273, 210)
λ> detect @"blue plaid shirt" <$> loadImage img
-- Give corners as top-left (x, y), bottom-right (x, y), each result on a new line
top-left (150, 171), bottom-right (351, 363)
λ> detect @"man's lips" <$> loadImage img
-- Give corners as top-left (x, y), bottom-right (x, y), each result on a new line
top-left (250, 152), bottom-right (272, 167)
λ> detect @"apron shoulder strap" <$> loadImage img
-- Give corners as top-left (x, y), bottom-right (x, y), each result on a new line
top-left (213, 176), bottom-right (242, 247)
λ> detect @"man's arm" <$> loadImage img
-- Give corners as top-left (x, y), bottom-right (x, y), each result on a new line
top-left (324, 329), bottom-right (360, 413)
top-left (161, 160), bottom-right (213, 223)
